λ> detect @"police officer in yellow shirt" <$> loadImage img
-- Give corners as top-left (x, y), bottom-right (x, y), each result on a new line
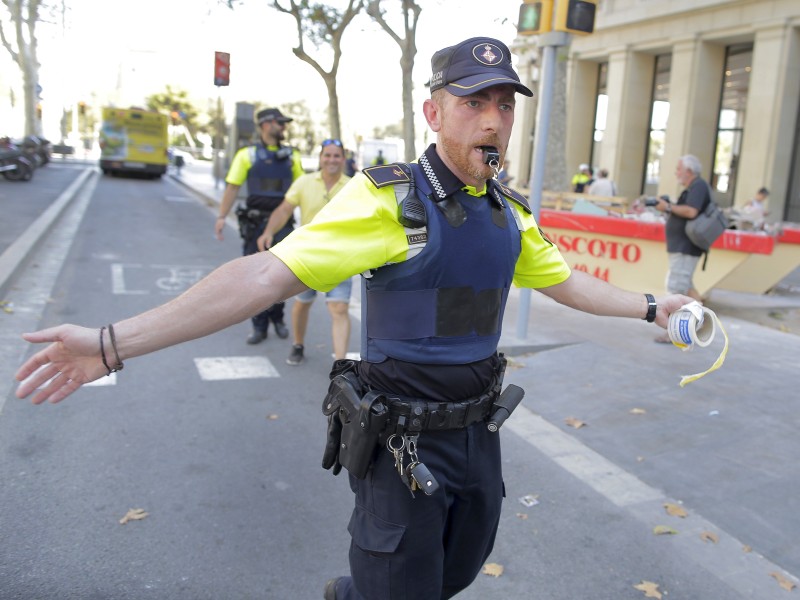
top-left (214, 107), bottom-right (305, 344)
top-left (16, 37), bottom-right (695, 600)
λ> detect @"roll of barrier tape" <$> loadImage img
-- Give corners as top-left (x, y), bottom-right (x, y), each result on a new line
top-left (666, 301), bottom-right (729, 387)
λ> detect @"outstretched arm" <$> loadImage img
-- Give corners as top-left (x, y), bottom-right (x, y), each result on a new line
top-left (537, 269), bottom-right (693, 328)
top-left (15, 252), bottom-right (307, 405)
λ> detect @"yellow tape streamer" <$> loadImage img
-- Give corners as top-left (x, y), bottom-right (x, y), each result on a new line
top-left (666, 302), bottom-right (729, 387)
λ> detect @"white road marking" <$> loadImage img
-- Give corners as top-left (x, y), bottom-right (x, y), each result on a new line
top-left (506, 405), bottom-right (799, 593)
top-left (111, 263), bottom-right (147, 295)
top-left (85, 373), bottom-right (117, 386)
top-left (506, 408), bottom-right (662, 507)
top-left (194, 356), bottom-right (280, 380)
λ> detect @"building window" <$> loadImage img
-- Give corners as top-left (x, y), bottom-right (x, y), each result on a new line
top-left (712, 44), bottom-right (752, 206)
top-left (643, 54), bottom-right (671, 196)
top-left (591, 62), bottom-right (608, 170)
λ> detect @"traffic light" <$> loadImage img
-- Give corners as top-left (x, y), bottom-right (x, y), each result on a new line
top-left (517, 0), bottom-right (552, 36)
top-left (554, 0), bottom-right (597, 36)
top-left (214, 51), bottom-right (230, 87)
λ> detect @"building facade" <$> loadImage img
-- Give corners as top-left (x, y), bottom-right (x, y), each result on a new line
top-left (509, 0), bottom-right (800, 222)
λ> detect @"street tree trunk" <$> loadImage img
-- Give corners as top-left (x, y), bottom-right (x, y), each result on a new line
top-left (366, 0), bottom-right (421, 162)
top-left (0, 0), bottom-right (43, 136)
top-left (542, 44), bottom-right (569, 193)
top-left (272, 0), bottom-right (363, 143)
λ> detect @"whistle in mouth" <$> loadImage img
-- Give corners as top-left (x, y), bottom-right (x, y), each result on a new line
top-left (480, 146), bottom-right (500, 166)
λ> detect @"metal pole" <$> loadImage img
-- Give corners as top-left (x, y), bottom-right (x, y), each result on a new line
top-left (516, 32), bottom-right (570, 340)
top-left (214, 92), bottom-right (224, 189)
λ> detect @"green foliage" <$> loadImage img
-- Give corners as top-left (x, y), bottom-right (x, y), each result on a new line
top-left (145, 86), bottom-right (199, 124)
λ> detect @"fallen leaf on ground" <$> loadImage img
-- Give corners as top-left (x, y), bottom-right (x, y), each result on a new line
top-left (515, 513), bottom-right (528, 520)
top-left (633, 580), bottom-right (662, 598)
top-left (770, 571), bottom-right (796, 591)
top-left (653, 525), bottom-right (678, 535)
top-left (565, 417), bottom-right (586, 429)
top-left (482, 563), bottom-right (504, 578)
top-left (664, 502), bottom-right (688, 518)
top-left (742, 545), bottom-right (752, 553)
top-left (119, 508), bottom-right (149, 524)
top-left (266, 414), bottom-right (279, 420)
top-left (630, 408), bottom-right (647, 415)
top-left (700, 531), bottom-right (719, 543)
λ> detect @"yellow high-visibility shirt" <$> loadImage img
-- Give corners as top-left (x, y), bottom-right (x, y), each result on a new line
top-left (270, 172), bottom-right (570, 293)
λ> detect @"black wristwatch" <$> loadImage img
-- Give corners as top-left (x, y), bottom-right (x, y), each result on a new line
top-left (643, 293), bottom-right (657, 323)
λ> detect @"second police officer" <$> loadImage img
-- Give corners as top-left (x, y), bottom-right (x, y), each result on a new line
top-left (214, 107), bottom-right (305, 344)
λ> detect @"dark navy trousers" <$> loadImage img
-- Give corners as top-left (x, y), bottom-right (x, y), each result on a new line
top-left (340, 421), bottom-right (504, 599)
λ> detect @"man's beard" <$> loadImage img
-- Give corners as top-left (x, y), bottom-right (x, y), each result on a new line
top-left (439, 130), bottom-right (499, 184)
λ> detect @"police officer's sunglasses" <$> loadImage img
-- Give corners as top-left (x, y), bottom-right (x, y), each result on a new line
top-left (322, 139), bottom-right (343, 147)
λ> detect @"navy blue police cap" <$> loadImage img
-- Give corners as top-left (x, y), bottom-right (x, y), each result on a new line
top-left (257, 107), bottom-right (293, 124)
top-left (429, 37), bottom-right (533, 97)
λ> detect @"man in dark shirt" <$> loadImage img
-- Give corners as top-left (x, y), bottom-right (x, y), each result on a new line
top-left (653, 154), bottom-right (708, 340)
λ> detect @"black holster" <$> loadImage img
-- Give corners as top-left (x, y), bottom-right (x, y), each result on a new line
top-left (235, 205), bottom-right (267, 241)
top-left (321, 361), bottom-right (389, 479)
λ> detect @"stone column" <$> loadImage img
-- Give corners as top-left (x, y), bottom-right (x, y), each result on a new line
top-left (660, 36), bottom-right (725, 199)
top-left (736, 22), bottom-right (799, 218)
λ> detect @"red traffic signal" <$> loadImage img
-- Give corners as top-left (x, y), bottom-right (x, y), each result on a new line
top-left (214, 51), bottom-right (230, 87)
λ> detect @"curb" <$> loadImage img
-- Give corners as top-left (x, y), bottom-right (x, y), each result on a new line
top-left (0, 167), bottom-right (95, 297)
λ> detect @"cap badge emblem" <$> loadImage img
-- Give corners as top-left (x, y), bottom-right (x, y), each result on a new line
top-left (473, 43), bottom-right (503, 66)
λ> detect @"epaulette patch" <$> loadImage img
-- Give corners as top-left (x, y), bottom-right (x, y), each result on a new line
top-left (495, 181), bottom-right (532, 214)
top-left (363, 164), bottom-right (411, 189)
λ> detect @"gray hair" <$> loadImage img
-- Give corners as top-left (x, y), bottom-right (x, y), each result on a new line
top-left (679, 155), bottom-right (702, 175)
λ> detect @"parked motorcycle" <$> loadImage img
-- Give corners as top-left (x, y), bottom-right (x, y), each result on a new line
top-left (0, 137), bottom-right (34, 181)
top-left (17, 135), bottom-right (51, 168)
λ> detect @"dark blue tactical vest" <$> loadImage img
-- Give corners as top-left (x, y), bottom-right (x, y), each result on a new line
top-left (361, 162), bottom-right (522, 365)
top-left (245, 144), bottom-right (294, 211)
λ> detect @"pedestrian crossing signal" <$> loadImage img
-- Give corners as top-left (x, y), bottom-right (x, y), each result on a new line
top-left (554, 0), bottom-right (597, 35)
top-left (517, 0), bottom-right (552, 36)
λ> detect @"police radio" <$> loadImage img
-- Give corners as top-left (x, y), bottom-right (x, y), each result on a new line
top-left (274, 146), bottom-right (293, 161)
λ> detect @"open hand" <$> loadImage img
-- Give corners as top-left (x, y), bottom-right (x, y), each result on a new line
top-left (15, 325), bottom-right (108, 405)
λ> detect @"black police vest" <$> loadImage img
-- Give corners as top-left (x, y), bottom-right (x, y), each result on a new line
top-left (245, 144), bottom-right (294, 211)
top-left (361, 163), bottom-right (522, 365)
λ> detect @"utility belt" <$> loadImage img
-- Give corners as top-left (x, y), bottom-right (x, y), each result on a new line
top-left (321, 356), bottom-right (525, 494)
top-left (384, 392), bottom-right (495, 434)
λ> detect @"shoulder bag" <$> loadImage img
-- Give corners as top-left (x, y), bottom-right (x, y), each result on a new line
top-left (685, 196), bottom-right (728, 251)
